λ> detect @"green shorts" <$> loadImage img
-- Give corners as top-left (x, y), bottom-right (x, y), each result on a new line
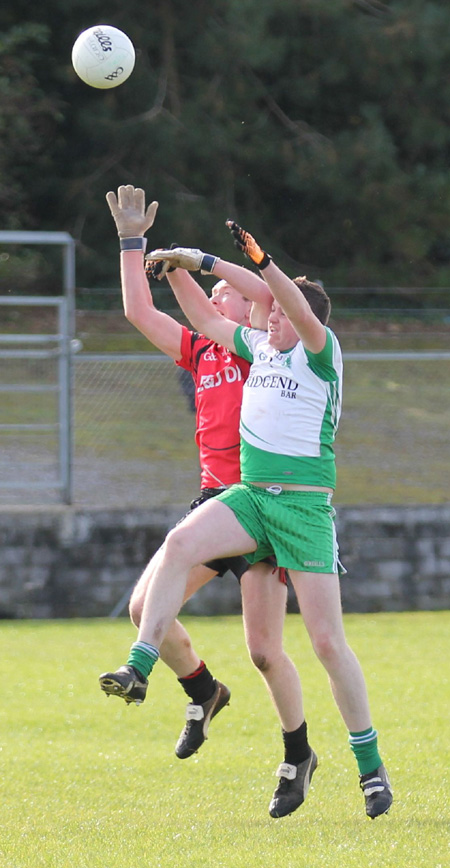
top-left (216, 483), bottom-right (343, 574)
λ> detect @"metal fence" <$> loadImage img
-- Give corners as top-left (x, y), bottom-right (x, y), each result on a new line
top-left (1, 286), bottom-right (450, 507)
top-left (334, 350), bottom-right (450, 505)
top-left (0, 296), bottom-right (72, 503)
top-left (2, 232), bottom-right (448, 509)
top-left (71, 350), bottom-right (450, 508)
top-left (0, 230), bottom-right (75, 502)
top-left (72, 353), bottom-right (199, 508)
top-left (1, 345), bottom-right (449, 508)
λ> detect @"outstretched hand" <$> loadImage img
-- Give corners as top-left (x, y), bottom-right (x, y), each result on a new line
top-left (145, 246), bottom-right (218, 275)
top-left (145, 244), bottom-right (178, 281)
top-left (106, 185), bottom-right (159, 238)
top-left (226, 220), bottom-right (271, 270)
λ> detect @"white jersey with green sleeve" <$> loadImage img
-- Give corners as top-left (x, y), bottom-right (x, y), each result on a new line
top-left (233, 325), bottom-right (343, 489)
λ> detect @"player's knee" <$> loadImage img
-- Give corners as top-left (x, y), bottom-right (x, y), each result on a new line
top-left (129, 582), bottom-right (146, 626)
top-left (164, 525), bottom-right (194, 561)
top-left (310, 630), bottom-right (341, 665)
top-left (248, 646), bottom-right (272, 672)
top-left (129, 595), bottom-right (142, 628)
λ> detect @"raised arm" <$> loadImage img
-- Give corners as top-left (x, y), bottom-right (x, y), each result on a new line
top-left (145, 245), bottom-right (272, 330)
top-left (106, 185), bottom-right (183, 360)
top-left (120, 251), bottom-right (183, 359)
top-left (166, 268), bottom-right (239, 353)
top-left (261, 260), bottom-right (326, 352)
top-left (226, 221), bottom-right (327, 353)
top-left (212, 260), bottom-right (272, 329)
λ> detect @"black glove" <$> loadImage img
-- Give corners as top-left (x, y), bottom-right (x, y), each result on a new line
top-left (145, 243), bottom-right (179, 281)
top-left (226, 220), bottom-right (272, 270)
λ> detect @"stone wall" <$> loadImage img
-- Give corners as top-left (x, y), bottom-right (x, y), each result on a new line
top-left (1, 503), bottom-right (449, 619)
top-left (337, 504), bottom-right (450, 612)
top-left (0, 506), bottom-right (176, 619)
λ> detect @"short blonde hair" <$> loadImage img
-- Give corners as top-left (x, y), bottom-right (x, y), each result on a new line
top-left (211, 279), bottom-right (230, 292)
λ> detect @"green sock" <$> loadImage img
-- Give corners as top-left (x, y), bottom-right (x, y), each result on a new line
top-left (349, 727), bottom-right (382, 776)
top-left (127, 641), bottom-right (160, 679)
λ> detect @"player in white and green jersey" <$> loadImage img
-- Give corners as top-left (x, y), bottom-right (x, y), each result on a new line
top-left (216, 312), bottom-right (343, 576)
top-left (235, 321), bottom-right (342, 488)
top-left (113, 225), bottom-right (393, 822)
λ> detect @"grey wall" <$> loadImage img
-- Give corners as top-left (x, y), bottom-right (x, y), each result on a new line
top-left (1, 504), bottom-right (450, 619)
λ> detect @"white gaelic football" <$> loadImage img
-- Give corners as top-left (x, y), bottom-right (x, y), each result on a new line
top-left (72, 25), bottom-right (135, 89)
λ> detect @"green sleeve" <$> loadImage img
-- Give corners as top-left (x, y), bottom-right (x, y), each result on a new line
top-left (305, 328), bottom-right (339, 382)
top-left (233, 325), bottom-right (254, 362)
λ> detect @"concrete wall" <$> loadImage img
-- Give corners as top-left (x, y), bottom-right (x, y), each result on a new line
top-left (337, 504), bottom-right (450, 612)
top-left (1, 503), bottom-right (450, 619)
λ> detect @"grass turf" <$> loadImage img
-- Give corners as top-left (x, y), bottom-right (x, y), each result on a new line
top-left (0, 612), bottom-right (448, 868)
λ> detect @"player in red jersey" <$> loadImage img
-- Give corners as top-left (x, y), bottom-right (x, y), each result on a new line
top-left (176, 302), bottom-right (250, 489)
top-left (100, 186), bottom-right (307, 779)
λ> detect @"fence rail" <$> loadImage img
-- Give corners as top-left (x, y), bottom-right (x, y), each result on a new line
top-left (0, 296), bottom-right (72, 501)
top-left (1, 346), bottom-right (449, 507)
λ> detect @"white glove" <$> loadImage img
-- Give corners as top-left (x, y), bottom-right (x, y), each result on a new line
top-left (106, 185), bottom-right (159, 238)
top-left (145, 246), bottom-right (218, 275)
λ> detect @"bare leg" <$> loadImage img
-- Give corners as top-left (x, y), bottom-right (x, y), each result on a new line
top-left (159, 565), bottom-right (217, 677)
top-left (272, 572), bottom-right (391, 819)
top-left (290, 571), bottom-right (372, 732)
top-left (129, 544), bottom-right (164, 628)
top-left (136, 498), bottom-right (257, 648)
top-left (129, 548), bottom-right (218, 677)
top-left (241, 563), bottom-right (305, 732)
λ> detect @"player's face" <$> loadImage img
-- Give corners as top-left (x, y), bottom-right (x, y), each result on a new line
top-left (268, 302), bottom-right (299, 350)
top-left (210, 283), bottom-right (251, 326)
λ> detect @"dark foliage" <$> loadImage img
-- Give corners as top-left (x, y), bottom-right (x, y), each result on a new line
top-left (1, 0), bottom-right (450, 301)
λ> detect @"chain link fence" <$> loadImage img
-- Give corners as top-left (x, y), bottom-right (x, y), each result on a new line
top-left (73, 353), bottom-right (199, 508)
top-left (0, 297), bottom-right (71, 502)
top-left (0, 352), bottom-right (60, 495)
top-left (1, 305), bottom-right (450, 508)
top-left (335, 352), bottom-right (450, 504)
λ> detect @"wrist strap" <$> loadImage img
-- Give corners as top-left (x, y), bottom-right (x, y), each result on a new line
top-left (257, 252), bottom-right (272, 270)
top-left (200, 253), bottom-right (218, 273)
top-left (120, 237), bottom-right (148, 252)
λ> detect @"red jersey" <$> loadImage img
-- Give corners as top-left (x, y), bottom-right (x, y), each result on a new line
top-left (176, 326), bottom-right (250, 488)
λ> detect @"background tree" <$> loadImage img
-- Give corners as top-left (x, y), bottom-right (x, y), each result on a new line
top-left (1, 0), bottom-right (450, 298)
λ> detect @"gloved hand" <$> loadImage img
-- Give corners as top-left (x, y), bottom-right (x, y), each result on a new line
top-left (145, 246), bottom-right (218, 275)
top-left (145, 244), bottom-right (178, 281)
top-left (226, 220), bottom-right (272, 269)
top-left (106, 185), bottom-right (159, 238)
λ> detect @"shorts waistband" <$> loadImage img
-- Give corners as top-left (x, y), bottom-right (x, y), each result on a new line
top-left (247, 482), bottom-right (334, 495)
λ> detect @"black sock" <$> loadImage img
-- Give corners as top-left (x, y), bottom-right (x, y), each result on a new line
top-left (178, 660), bottom-right (216, 705)
top-left (282, 721), bottom-right (310, 765)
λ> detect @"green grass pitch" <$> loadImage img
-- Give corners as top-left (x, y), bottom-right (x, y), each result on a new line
top-left (0, 612), bottom-right (448, 868)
